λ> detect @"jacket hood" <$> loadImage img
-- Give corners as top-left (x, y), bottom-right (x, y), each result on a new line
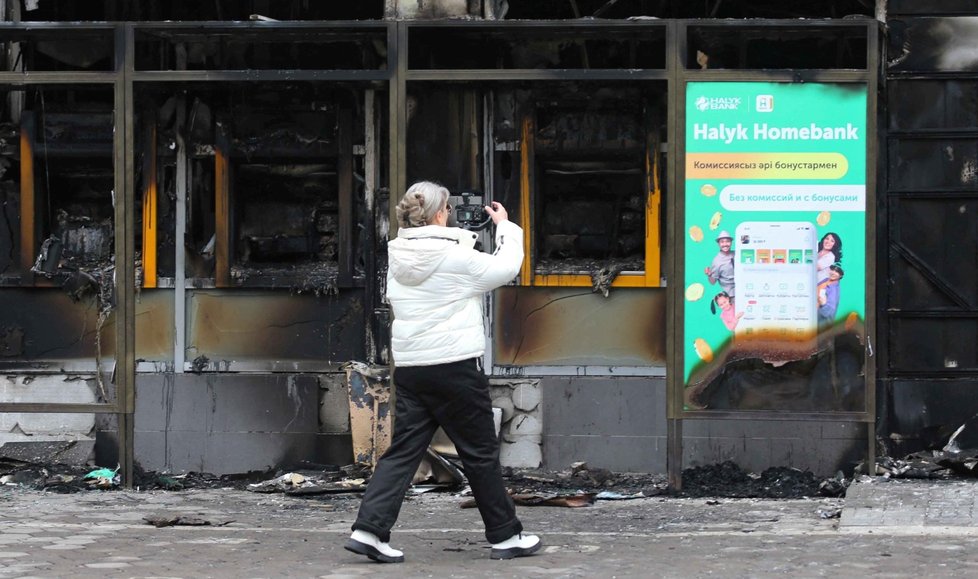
top-left (388, 225), bottom-right (478, 286)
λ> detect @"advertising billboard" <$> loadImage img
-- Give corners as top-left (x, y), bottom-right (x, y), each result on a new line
top-left (683, 82), bottom-right (867, 412)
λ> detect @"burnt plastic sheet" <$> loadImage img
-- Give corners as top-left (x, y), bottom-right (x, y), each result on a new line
top-left (686, 26), bottom-right (867, 70)
top-left (888, 198), bottom-right (978, 310)
top-left (888, 80), bottom-right (978, 131)
top-left (888, 18), bottom-right (978, 72)
top-left (685, 331), bottom-right (866, 412)
top-left (888, 0), bottom-right (978, 16)
top-left (887, 380), bottom-right (978, 457)
top-left (887, 138), bottom-right (978, 190)
top-left (889, 318), bottom-right (978, 373)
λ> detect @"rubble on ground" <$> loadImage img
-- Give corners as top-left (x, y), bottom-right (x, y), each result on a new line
top-left (678, 461), bottom-right (846, 499)
top-left (866, 416), bottom-right (978, 480)
top-left (0, 457), bottom-right (878, 501)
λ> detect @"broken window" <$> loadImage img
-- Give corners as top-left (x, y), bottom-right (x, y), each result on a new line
top-left (404, 80), bottom-right (665, 290)
top-left (407, 25), bottom-right (666, 70)
top-left (134, 26), bottom-right (388, 72)
top-left (133, 24), bottom-right (390, 294)
top-left (0, 24), bottom-right (122, 371)
top-left (5, 87), bottom-right (117, 294)
top-left (687, 24), bottom-right (868, 70)
top-left (0, 26), bottom-right (118, 287)
top-left (133, 83), bottom-right (373, 294)
top-left (506, 82), bottom-right (666, 289)
top-left (402, 22), bottom-right (668, 313)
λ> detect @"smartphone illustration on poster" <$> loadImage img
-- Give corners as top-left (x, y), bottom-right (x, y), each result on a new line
top-left (734, 221), bottom-right (818, 359)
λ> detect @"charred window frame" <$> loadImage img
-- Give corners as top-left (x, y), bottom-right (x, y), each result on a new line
top-left (132, 23), bottom-right (391, 292)
top-left (0, 26), bottom-right (119, 285)
top-left (515, 83), bottom-right (666, 288)
top-left (0, 25), bottom-right (125, 370)
top-left (402, 21), bottom-right (669, 290)
top-left (0, 23), bottom-right (136, 485)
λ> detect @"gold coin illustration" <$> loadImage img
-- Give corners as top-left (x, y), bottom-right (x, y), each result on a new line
top-left (685, 283), bottom-right (705, 302)
top-left (700, 184), bottom-right (717, 197)
top-left (689, 225), bottom-right (704, 242)
top-left (816, 211), bottom-right (831, 226)
top-left (709, 211), bottom-right (722, 231)
top-left (693, 337), bottom-right (714, 363)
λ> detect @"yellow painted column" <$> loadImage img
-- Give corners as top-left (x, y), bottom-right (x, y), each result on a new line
top-left (141, 124), bottom-right (158, 288)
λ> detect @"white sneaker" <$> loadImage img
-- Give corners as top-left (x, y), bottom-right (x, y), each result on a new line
top-left (344, 530), bottom-right (405, 563)
top-left (490, 533), bottom-right (542, 560)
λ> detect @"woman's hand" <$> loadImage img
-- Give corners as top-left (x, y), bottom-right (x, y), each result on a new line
top-left (484, 201), bottom-right (508, 225)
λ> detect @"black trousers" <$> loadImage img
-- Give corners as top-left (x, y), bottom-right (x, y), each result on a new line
top-left (352, 358), bottom-right (523, 544)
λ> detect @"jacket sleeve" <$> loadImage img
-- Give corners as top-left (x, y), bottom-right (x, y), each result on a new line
top-left (464, 219), bottom-right (525, 294)
top-left (818, 283), bottom-right (840, 320)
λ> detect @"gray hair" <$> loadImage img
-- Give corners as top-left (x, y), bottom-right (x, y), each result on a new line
top-left (395, 181), bottom-right (449, 228)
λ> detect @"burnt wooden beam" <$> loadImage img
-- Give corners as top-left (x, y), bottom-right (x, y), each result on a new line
top-left (141, 111), bottom-right (158, 288)
top-left (645, 112), bottom-right (662, 287)
top-left (215, 119), bottom-right (232, 287)
top-left (19, 112), bottom-right (36, 279)
top-left (519, 114), bottom-right (534, 285)
top-left (337, 108), bottom-right (354, 286)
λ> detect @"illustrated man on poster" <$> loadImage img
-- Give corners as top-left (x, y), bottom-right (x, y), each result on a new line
top-left (704, 230), bottom-right (735, 299)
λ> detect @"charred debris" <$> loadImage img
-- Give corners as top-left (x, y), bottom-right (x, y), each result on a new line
top-left (0, 457), bottom-right (848, 500)
top-left (15, 411), bottom-right (978, 500)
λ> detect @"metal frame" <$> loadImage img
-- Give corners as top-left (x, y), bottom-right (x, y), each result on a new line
top-left (0, 21), bottom-right (398, 485)
top-left (665, 19), bottom-right (880, 488)
top-left (880, 22), bottom-right (978, 382)
top-left (0, 23), bottom-right (135, 485)
top-left (878, 7), bottom-right (978, 453)
top-left (0, 18), bottom-right (881, 485)
top-left (128, 20), bottom-right (395, 372)
top-left (392, 19), bottom-right (672, 375)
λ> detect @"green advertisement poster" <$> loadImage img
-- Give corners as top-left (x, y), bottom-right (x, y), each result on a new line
top-left (683, 82), bottom-right (867, 410)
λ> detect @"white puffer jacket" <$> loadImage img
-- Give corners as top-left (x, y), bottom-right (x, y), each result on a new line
top-left (386, 220), bottom-right (524, 366)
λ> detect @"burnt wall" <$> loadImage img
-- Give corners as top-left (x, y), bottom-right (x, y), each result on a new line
top-left (882, 6), bottom-right (978, 456)
top-left (16, 1), bottom-right (873, 22)
top-left (494, 287), bottom-right (666, 367)
top-left (96, 373), bottom-right (350, 474)
top-left (541, 377), bottom-right (865, 475)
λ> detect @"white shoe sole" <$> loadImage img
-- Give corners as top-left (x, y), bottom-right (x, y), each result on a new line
top-left (344, 538), bottom-right (405, 563)
top-left (490, 540), bottom-right (542, 560)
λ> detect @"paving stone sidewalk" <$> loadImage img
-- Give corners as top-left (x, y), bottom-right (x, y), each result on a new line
top-left (842, 478), bottom-right (978, 531)
top-left (2, 478), bottom-right (978, 577)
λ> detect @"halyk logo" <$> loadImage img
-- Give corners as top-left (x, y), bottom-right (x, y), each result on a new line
top-left (695, 96), bottom-right (741, 111)
top-left (756, 94), bottom-right (774, 112)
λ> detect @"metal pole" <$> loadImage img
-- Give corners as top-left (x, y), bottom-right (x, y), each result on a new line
top-left (117, 23), bottom-right (136, 487)
top-left (363, 90), bottom-right (377, 363)
top-left (866, 18), bottom-right (881, 477)
top-left (390, 21), bottom-right (406, 237)
top-left (174, 95), bottom-right (187, 373)
top-left (665, 20), bottom-right (683, 491)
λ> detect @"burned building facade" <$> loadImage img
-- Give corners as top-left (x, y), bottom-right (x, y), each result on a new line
top-left (0, 1), bottom-right (971, 480)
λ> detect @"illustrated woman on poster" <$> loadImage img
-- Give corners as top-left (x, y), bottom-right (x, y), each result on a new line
top-left (817, 263), bottom-right (845, 327)
top-left (711, 291), bottom-right (743, 332)
top-left (816, 232), bottom-right (843, 282)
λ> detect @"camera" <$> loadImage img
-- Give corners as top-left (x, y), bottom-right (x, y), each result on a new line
top-left (447, 190), bottom-right (492, 231)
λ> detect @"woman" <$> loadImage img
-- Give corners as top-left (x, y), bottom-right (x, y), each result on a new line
top-left (816, 232), bottom-right (842, 282)
top-left (345, 181), bottom-right (540, 563)
top-left (817, 263), bottom-right (845, 327)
